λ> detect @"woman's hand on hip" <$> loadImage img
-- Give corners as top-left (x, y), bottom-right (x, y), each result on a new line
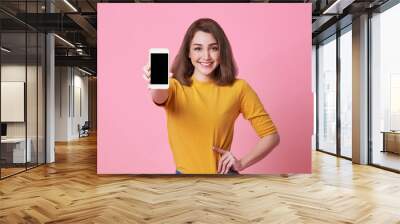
top-left (213, 146), bottom-right (243, 174)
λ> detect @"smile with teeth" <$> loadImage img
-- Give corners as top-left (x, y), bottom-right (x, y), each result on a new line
top-left (199, 61), bottom-right (213, 67)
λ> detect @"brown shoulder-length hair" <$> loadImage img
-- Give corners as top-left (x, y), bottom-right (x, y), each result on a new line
top-left (171, 18), bottom-right (238, 86)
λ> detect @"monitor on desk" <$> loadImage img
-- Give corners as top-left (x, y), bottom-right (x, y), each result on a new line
top-left (1, 123), bottom-right (7, 138)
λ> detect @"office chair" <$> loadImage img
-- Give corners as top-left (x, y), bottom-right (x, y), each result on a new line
top-left (79, 121), bottom-right (90, 138)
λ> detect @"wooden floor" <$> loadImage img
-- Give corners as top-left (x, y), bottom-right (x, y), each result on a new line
top-left (1, 134), bottom-right (400, 223)
top-left (373, 151), bottom-right (400, 171)
top-left (0, 167), bottom-right (26, 178)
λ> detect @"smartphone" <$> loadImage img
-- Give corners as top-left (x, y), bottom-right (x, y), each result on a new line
top-left (149, 48), bottom-right (169, 89)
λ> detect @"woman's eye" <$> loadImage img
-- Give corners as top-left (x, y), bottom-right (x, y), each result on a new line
top-left (194, 48), bottom-right (201, 51)
top-left (212, 47), bottom-right (219, 51)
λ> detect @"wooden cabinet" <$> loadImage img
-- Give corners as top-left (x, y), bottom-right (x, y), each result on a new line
top-left (382, 131), bottom-right (400, 154)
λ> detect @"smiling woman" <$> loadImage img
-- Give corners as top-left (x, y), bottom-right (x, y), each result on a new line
top-left (189, 31), bottom-right (221, 82)
top-left (171, 18), bottom-right (237, 86)
top-left (142, 18), bottom-right (280, 174)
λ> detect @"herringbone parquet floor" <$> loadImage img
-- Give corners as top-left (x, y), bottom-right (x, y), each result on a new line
top-left (1, 134), bottom-right (400, 223)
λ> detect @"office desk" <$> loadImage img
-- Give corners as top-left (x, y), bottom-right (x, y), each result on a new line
top-left (381, 131), bottom-right (400, 154)
top-left (1, 138), bottom-right (32, 163)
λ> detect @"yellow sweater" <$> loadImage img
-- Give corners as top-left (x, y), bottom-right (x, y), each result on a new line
top-left (157, 76), bottom-right (277, 174)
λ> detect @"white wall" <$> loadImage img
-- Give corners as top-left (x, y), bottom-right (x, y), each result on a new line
top-left (55, 67), bottom-right (89, 141)
top-left (72, 73), bottom-right (89, 138)
top-left (55, 66), bottom-right (69, 141)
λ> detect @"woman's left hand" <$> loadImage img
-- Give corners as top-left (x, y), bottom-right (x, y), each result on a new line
top-left (212, 146), bottom-right (244, 174)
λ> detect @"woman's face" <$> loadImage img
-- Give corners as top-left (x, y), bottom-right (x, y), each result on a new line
top-left (189, 31), bottom-right (220, 77)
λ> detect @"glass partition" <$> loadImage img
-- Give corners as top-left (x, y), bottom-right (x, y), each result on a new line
top-left (317, 35), bottom-right (337, 154)
top-left (0, 1), bottom-right (46, 179)
top-left (38, 32), bottom-right (45, 165)
top-left (371, 3), bottom-right (400, 171)
top-left (27, 30), bottom-right (38, 170)
top-left (339, 27), bottom-right (352, 158)
top-left (1, 30), bottom-right (27, 177)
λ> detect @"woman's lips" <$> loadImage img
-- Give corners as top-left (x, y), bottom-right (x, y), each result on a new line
top-left (199, 62), bottom-right (213, 68)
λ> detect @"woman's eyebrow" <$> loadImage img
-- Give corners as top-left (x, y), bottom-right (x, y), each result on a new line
top-left (192, 43), bottom-right (218, 46)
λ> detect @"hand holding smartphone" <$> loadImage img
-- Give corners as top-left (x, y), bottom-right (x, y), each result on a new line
top-left (149, 48), bottom-right (169, 89)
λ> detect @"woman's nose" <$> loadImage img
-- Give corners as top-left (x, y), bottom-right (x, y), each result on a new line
top-left (203, 50), bottom-right (211, 60)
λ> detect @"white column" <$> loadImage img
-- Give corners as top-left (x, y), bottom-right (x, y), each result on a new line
top-left (46, 33), bottom-right (55, 163)
top-left (46, 1), bottom-right (55, 163)
top-left (352, 14), bottom-right (369, 164)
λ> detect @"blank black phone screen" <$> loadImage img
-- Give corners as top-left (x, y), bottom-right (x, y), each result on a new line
top-left (151, 53), bottom-right (168, 85)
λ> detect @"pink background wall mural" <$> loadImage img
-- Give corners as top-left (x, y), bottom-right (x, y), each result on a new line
top-left (97, 3), bottom-right (312, 174)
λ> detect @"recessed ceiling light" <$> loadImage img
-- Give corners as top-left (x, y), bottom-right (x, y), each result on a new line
top-left (54, 34), bottom-right (75, 48)
top-left (1, 47), bottom-right (11, 53)
top-left (78, 67), bottom-right (93, 76)
top-left (323, 0), bottom-right (355, 15)
top-left (63, 0), bottom-right (78, 12)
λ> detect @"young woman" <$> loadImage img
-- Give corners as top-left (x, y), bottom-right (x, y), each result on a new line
top-left (143, 18), bottom-right (280, 174)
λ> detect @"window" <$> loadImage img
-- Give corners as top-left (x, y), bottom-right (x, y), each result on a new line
top-left (371, 2), bottom-right (400, 171)
top-left (317, 35), bottom-right (337, 154)
top-left (340, 27), bottom-right (352, 158)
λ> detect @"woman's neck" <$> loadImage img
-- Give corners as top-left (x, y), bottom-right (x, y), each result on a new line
top-left (193, 72), bottom-right (212, 83)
